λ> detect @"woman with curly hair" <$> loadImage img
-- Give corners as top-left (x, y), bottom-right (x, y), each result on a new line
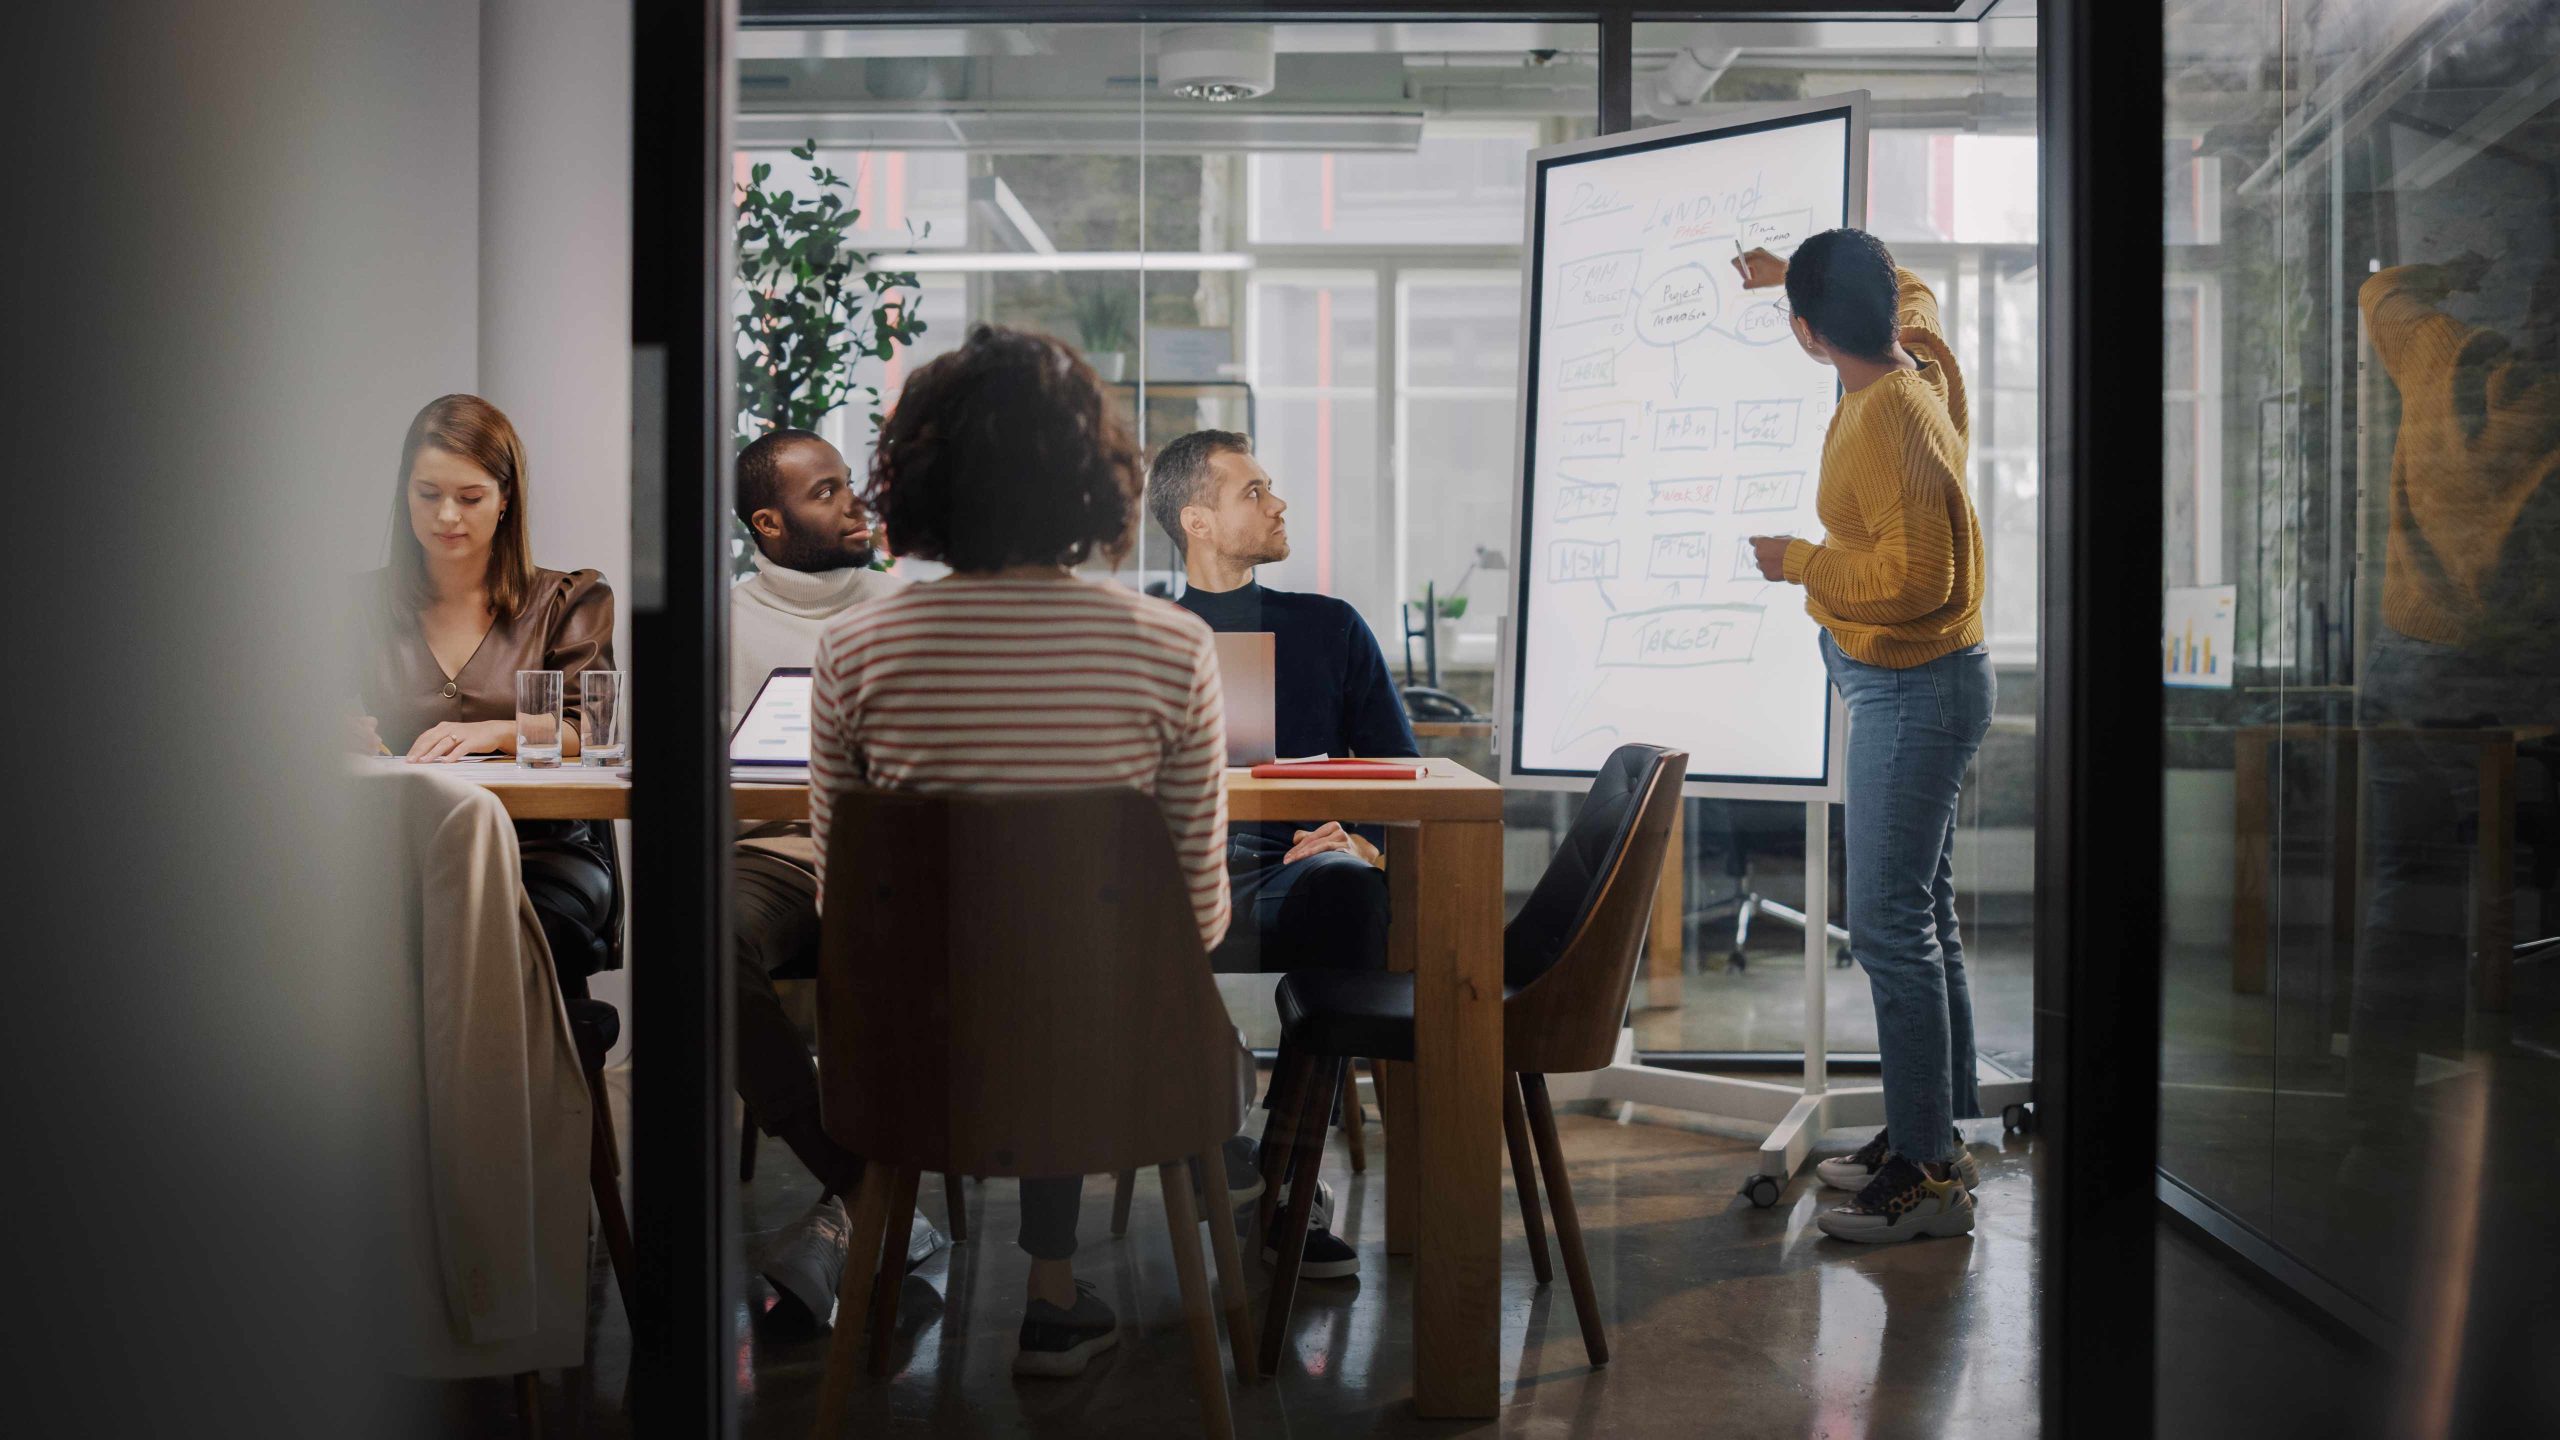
top-left (805, 323), bottom-right (1233, 1377)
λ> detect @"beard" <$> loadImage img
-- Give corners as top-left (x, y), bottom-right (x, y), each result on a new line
top-left (768, 520), bottom-right (875, 573)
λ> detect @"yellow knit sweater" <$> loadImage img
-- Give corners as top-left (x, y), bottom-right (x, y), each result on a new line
top-left (1780, 269), bottom-right (1985, 668)
top-left (2359, 265), bottom-right (2560, 654)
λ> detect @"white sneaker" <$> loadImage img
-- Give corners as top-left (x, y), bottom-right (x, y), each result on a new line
top-left (1816, 1128), bottom-right (1981, 1193)
top-left (1815, 1156), bottom-right (1976, 1244)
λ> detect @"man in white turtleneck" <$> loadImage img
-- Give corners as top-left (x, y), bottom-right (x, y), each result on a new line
top-left (727, 428), bottom-right (928, 1323)
top-left (729, 429), bottom-right (908, 722)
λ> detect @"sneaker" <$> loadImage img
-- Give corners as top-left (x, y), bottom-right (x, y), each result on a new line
top-left (1220, 1134), bottom-right (1265, 1210)
top-left (1815, 1129), bottom-right (1980, 1193)
top-left (760, 1199), bottom-right (949, 1328)
top-left (1246, 1174), bottom-right (1333, 1232)
top-left (1262, 1220), bottom-right (1360, 1280)
top-left (759, 1198), bottom-right (851, 1326)
top-left (1014, 1280), bottom-right (1119, 1377)
top-left (1815, 1155), bottom-right (1976, 1244)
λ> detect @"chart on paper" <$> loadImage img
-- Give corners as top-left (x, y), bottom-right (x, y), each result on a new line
top-left (1507, 99), bottom-right (1861, 788)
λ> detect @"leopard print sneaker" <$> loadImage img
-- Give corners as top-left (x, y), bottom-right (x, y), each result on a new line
top-left (1815, 1155), bottom-right (1976, 1244)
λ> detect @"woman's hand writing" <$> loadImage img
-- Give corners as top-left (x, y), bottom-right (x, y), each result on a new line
top-left (1748, 535), bottom-right (1796, 582)
top-left (1732, 246), bottom-right (1788, 291)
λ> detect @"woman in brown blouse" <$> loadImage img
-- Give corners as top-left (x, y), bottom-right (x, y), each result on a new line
top-left (361, 394), bottom-right (621, 981)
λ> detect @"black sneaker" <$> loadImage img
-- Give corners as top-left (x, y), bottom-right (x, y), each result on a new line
top-left (1262, 1217), bottom-right (1359, 1281)
top-left (1013, 1280), bottom-right (1119, 1378)
top-left (1815, 1155), bottom-right (1975, 1245)
top-left (1815, 1129), bottom-right (1979, 1192)
top-left (1220, 1134), bottom-right (1265, 1210)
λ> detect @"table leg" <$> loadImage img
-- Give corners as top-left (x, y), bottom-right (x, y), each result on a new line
top-left (1382, 827), bottom-right (1421, 1257)
top-left (1408, 817), bottom-right (1502, 1419)
top-left (2478, 736), bottom-right (2516, 1014)
top-left (2233, 728), bottom-right (2271, 995)
top-left (1645, 801), bottom-right (1686, 1009)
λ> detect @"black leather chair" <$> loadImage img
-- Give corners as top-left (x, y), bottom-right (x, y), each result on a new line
top-left (1254, 743), bottom-right (1686, 1373)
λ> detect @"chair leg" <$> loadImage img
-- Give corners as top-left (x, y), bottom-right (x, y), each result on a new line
top-left (811, 1164), bottom-right (896, 1438)
top-left (942, 1172), bottom-right (968, 1244)
top-left (869, 1167), bottom-right (922, 1375)
top-left (1258, 1057), bottom-right (1342, 1378)
top-left (1503, 1072), bottom-right (1553, 1285)
top-left (583, 1063), bottom-right (638, 1324)
top-left (1520, 1074), bottom-right (1607, 1365)
top-left (1158, 1161), bottom-right (1237, 1440)
top-left (1255, 1049), bottom-right (1315, 1238)
top-left (1193, 1150), bottom-right (1258, 1383)
top-left (739, 1106), bottom-right (758, 1183)
top-left (514, 1371), bottom-right (542, 1439)
top-left (1342, 1061), bottom-right (1369, 1174)
top-left (1110, 1169), bottom-right (1136, 1238)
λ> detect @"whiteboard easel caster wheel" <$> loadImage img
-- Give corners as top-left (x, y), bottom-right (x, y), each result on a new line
top-left (1740, 1174), bottom-right (1782, 1209)
top-left (1728, 948), bottom-right (1748, 973)
top-left (2002, 1102), bottom-right (2035, 1134)
top-left (1833, 943), bottom-right (1853, 968)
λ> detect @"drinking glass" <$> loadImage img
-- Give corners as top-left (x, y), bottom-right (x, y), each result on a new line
top-left (580, 670), bottom-right (627, 767)
top-left (515, 669), bottom-right (564, 768)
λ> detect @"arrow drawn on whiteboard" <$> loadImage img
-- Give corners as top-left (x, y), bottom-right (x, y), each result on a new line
top-left (1589, 577), bottom-right (1619, 613)
top-left (1670, 346), bottom-right (1687, 398)
top-left (1551, 677), bottom-right (1622, 754)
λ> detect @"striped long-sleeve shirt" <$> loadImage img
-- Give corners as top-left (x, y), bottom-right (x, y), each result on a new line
top-left (806, 574), bottom-right (1232, 950)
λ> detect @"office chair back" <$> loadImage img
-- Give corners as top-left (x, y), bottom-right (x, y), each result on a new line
top-left (816, 785), bottom-right (1245, 1180)
top-left (1501, 744), bottom-right (1687, 1075)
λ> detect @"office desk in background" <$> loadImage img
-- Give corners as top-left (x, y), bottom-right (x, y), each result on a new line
top-left (400, 753), bottom-right (1508, 1420)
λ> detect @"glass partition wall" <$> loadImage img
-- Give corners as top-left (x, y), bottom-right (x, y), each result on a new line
top-left (2157, 0), bottom-right (2560, 1418)
top-left (1622, 11), bottom-right (2041, 1073)
top-left (734, 9), bottom-right (2042, 1065)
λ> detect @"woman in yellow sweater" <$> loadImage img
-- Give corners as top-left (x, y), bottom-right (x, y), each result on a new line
top-left (1737, 229), bottom-right (1990, 1244)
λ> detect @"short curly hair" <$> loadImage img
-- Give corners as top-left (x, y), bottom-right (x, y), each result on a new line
top-left (867, 324), bottom-right (1143, 572)
top-left (1783, 228), bottom-right (1901, 360)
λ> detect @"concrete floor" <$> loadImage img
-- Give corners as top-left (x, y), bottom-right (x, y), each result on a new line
top-left (501, 1103), bottom-right (2048, 1437)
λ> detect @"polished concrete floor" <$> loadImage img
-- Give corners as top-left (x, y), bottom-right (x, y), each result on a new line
top-left (502, 1101), bottom-right (2050, 1437)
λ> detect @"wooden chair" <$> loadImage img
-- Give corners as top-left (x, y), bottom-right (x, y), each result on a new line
top-left (1255, 743), bottom-right (1685, 1372)
top-left (806, 787), bottom-right (1259, 1440)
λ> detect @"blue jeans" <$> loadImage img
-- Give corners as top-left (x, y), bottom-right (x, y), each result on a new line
top-left (1820, 632), bottom-right (1994, 1164)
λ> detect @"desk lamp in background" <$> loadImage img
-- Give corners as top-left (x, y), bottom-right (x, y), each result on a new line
top-left (1401, 545), bottom-right (1506, 723)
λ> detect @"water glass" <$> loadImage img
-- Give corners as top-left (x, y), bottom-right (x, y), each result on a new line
top-left (515, 669), bottom-right (564, 769)
top-left (580, 670), bottom-right (628, 767)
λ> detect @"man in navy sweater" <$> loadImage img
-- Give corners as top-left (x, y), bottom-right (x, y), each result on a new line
top-left (1149, 429), bottom-right (1416, 1280)
top-left (1150, 429), bottom-right (1419, 976)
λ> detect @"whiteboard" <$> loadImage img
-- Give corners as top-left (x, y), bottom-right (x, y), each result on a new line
top-left (1497, 95), bottom-right (1865, 798)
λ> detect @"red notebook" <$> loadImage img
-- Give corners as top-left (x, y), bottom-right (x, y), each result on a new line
top-left (1248, 759), bottom-right (1426, 781)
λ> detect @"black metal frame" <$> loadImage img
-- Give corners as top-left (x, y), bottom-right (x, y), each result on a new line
top-left (745, 2), bottom-right (1993, 22)
top-left (2036, 0), bottom-right (2161, 1435)
top-left (633, 0), bottom-right (741, 1434)
top-left (630, 4), bottom-right (2158, 1433)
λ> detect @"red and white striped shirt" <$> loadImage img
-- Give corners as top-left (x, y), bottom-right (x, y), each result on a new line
top-left (807, 574), bottom-right (1231, 949)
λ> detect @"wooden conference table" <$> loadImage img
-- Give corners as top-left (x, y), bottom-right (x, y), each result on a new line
top-left (469, 755), bottom-right (1507, 1419)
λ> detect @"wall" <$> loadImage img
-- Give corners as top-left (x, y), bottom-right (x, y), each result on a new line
top-left (477, 0), bottom-right (638, 1055)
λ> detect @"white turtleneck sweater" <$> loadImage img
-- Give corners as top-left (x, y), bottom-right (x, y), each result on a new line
top-left (729, 550), bottom-right (909, 724)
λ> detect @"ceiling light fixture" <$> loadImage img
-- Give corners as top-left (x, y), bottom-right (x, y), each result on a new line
top-left (1158, 26), bottom-right (1276, 104)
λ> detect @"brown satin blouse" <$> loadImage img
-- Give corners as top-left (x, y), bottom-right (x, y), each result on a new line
top-left (363, 567), bottom-right (617, 751)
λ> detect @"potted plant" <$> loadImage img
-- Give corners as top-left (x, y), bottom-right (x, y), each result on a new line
top-left (732, 140), bottom-right (930, 577)
top-left (1066, 277), bottom-right (1136, 382)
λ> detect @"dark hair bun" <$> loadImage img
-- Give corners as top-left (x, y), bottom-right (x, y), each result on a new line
top-left (1782, 229), bottom-right (1899, 360)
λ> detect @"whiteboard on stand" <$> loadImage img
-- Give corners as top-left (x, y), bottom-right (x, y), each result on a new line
top-left (1496, 94), bottom-right (1866, 799)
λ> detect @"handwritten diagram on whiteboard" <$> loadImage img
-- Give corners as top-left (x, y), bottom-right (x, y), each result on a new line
top-left (1501, 97), bottom-right (1865, 793)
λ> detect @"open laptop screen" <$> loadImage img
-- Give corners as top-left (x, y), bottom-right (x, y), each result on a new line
top-left (730, 667), bottom-right (813, 768)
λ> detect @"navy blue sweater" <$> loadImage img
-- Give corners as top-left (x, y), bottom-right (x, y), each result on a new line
top-left (1174, 580), bottom-right (1418, 860)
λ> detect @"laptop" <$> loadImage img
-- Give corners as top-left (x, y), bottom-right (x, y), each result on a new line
top-left (1212, 632), bottom-right (1278, 767)
top-left (731, 667), bottom-right (813, 783)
